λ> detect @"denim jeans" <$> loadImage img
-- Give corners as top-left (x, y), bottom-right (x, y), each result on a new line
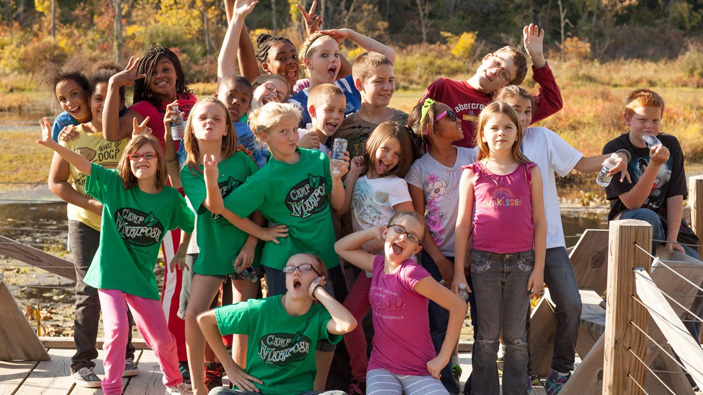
top-left (420, 251), bottom-right (460, 394)
top-left (619, 208), bottom-right (701, 259)
top-left (68, 220), bottom-right (135, 373)
top-left (470, 249), bottom-right (533, 395)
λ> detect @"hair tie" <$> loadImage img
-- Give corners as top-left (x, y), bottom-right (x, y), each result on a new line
top-left (305, 34), bottom-right (328, 58)
top-left (419, 98), bottom-right (436, 139)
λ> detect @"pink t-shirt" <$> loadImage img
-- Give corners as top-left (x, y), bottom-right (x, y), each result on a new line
top-left (130, 93), bottom-right (197, 151)
top-left (367, 255), bottom-right (435, 375)
top-left (467, 161), bottom-right (536, 253)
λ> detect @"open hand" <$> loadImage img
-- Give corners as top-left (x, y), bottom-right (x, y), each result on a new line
top-left (319, 29), bottom-right (350, 45)
top-left (260, 225), bottom-right (289, 244)
top-left (234, 0), bottom-right (259, 19)
top-left (37, 117), bottom-right (59, 149)
top-left (523, 24), bottom-right (545, 68)
top-left (169, 253), bottom-right (189, 273)
top-left (224, 363), bottom-right (263, 393)
top-left (58, 124), bottom-right (80, 142)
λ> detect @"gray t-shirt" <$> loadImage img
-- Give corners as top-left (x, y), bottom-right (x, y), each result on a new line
top-left (405, 147), bottom-right (477, 256)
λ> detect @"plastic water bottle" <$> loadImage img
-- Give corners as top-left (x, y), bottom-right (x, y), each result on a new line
top-left (170, 105), bottom-right (185, 141)
top-left (331, 138), bottom-right (348, 175)
top-left (595, 153), bottom-right (620, 187)
top-left (230, 265), bottom-right (258, 283)
top-left (458, 282), bottom-right (470, 303)
top-left (642, 134), bottom-right (661, 149)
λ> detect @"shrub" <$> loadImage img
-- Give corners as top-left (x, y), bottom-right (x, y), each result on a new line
top-left (393, 43), bottom-right (470, 90)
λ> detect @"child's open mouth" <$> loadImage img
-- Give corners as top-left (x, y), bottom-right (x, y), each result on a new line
top-left (287, 67), bottom-right (298, 80)
top-left (293, 278), bottom-right (302, 290)
top-left (327, 66), bottom-right (337, 79)
top-left (392, 242), bottom-right (403, 256)
top-left (324, 122), bottom-right (339, 133)
top-left (378, 161), bottom-right (388, 174)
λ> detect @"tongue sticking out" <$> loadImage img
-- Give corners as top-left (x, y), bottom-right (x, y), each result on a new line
top-left (378, 161), bottom-right (387, 175)
top-left (328, 69), bottom-right (336, 79)
top-left (392, 243), bottom-right (403, 256)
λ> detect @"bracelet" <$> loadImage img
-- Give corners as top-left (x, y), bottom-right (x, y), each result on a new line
top-left (615, 149), bottom-right (631, 164)
top-left (166, 157), bottom-right (177, 163)
top-left (311, 284), bottom-right (325, 300)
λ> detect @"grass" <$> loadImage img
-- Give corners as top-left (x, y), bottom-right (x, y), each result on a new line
top-left (0, 128), bottom-right (53, 187)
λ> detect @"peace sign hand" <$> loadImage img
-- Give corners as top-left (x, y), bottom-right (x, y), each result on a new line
top-left (131, 116), bottom-right (152, 138)
top-left (111, 56), bottom-right (146, 88)
top-left (297, 0), bottom-right (323, 37)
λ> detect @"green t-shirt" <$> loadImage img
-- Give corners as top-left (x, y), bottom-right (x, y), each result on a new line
top-left (215, 296), bottom-right (342, 395)
top-left (83, 163), bottom-right (195, 300)
top-left (230, 148), bottom-right (339, 270)
top-left (181, 152), bottom-right (260, 275)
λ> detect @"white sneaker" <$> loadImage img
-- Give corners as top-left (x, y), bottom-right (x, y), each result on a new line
top-left (165, 382), bottom-right (193, 395)
top-left (72, 366), bottom-right (102, 388)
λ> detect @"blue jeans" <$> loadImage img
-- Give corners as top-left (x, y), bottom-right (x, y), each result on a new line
top-left (471, 249), bottom-right (533, 395)
top-left (619, 208), bottom-right (701, 259)
top-left (420, 251), bottom-right (460, 394)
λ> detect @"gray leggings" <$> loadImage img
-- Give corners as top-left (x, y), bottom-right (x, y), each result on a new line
top-left (366, 368), bottom-right (448, 395)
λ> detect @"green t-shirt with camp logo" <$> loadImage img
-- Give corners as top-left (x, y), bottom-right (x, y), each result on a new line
top-left (180, 151), bottom-right (260, 275)
top-left (230, 148), bottom-right (339, 270)
top-left (215, 295), bottom-right (342, 395)
top-left (83, 163), bottom-right (195, 300)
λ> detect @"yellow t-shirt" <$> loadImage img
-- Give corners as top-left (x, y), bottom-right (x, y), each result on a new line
top-left (61, 125), bottom-right (128, 231)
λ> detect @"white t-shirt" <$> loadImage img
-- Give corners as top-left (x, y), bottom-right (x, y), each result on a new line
top-left (351, 175), bottom-right (411, 232)
top-left (521, 126), bottom-right (583, 249)
top-left (405, 147), bottom-right (477, 256)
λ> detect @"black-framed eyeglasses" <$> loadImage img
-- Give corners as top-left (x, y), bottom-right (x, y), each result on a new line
top-left (264, 82), bottom-right (288, 102)
top-left (389, 224), bottom-right (421, 244)
top-left (127, 152), bottom-right (157, 161)
top-left (282, 263), bottom-right (322, 276)
top-left (435, 110), bottom-right (458, 123)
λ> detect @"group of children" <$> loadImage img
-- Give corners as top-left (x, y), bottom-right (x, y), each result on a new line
top-left (39, 1), bottom-right (701, 395)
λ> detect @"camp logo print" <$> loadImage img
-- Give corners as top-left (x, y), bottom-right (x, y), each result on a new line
top-left (212, 176), bottom-right (242, 221)
top-left (286, 174), bottom-right (328, 219)
top-left (257, 332), bottom-right (311, 366)
top-left (115, 208), bottom-right (164, 246)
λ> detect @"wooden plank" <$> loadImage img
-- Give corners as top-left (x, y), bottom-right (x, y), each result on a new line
top-left (653, 248), bottom-right (703, 319)
top-left (561, 334), bottom-right (604, 395)
top-left (569, 229), bottom-right (609, 295)
top-left (16, 348), bottom-right (74, 395)
top-left (576, 290), bottom-right (605, 359)
top-left (0, 360), bottom-right (39, 395)
top-left (688, 175), bottom-right (703, 258)
top-left (635, 267), bottom-right (703, 390)
top-left (122, 349), bottom-right (165, 394)
top-left (528, 292), bottom-right (557, 376)
top-left (0, 281), bottom-right (50, 361)
top-left (644, 347), bottom-right (694, 395)
top-left (40, 337), bottom-right (150, 350)
top-left (603, 219), bottom-right (651, 395)
top-left (0, 235), bottom-right (75, 281)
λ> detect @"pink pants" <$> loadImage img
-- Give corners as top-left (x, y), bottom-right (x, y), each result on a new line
top-left (342, 272), bottom-right (372, 381)
top-left (98, 289), bottom-right (182, 394)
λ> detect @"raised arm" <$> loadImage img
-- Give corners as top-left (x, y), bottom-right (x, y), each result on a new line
top-left (334, 226), bottom-right (380, 273)
top-left (38, 118), bottom-right (92, 175)
top-left (219, 0), bottom-right (258, 80)
top-left (617, 145), bottom-right (670, 209)
top-left (523, 24), bottom-right (563, 124)
top-left (203, 154), bottom-right (225, 214)
top-left (48, 153), bottom-right (103, 216)
top-left (329, 153), bottom-right (350, 211)
top-left (162, 102), bottom-right (182, 188)
top-left (309, 277), bottom-right (357, 335)
top-left (103, 57), bottom-right (146, 141)
top-left (321, 28), bottom-right (397, 63)
top-left (453, 170), bottom-right (475, 293)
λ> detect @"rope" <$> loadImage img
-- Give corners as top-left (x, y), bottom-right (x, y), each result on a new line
top-left (634, 243), bottom-right (703, 296)
top-left (628, 347), bottom-right (676, 395)
top-left (627, 372), bottom-right (651, 395)
top-left (631, 273), bottom-right (703, 326)
top-left (653, 238), bottom-right (703, 248)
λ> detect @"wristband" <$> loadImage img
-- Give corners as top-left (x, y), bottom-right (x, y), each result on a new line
top-left (311, 284), bottom-right (325, 300)
top-left (615, 149), bottom-right (631, 164)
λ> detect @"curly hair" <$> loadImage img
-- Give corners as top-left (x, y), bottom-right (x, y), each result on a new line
top-left (133, 46), bottom-right (192, 113)
top-left (255, 33), bottom-right (296, 64)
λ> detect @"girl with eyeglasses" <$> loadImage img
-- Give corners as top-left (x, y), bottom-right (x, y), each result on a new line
top-left (175, 98), bottom-right (287, 395)
top-left (335, 211), bottom-right (466, 395)
top-left (405, 98), bottom-right (479, 393)
top-left (454, 101), bottom-right (546, 394)
top-left (334, 121), bottom-right (418, 394)
top-left (196, 253), bottom-right (356, 395)
top-left (38, 118), bottom-right (195, 395)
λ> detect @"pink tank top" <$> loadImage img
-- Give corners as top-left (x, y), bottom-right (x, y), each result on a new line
top-left (465, 161), bottom-right (536, 253)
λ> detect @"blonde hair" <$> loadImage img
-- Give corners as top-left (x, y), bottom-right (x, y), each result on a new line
top-left (624, 88), bottom-right (665, 118)
top-left (475, 101), bottom-right (530, 164)
top-left (118, 134), bottom-right (167, 190)
top-left (300, 32), bottom-right (338, 76)
top-left (249, 102), bottom-right (302, 143)
top-left (182, 98), bottom-right (238, 175)
top-left (352, 51), bottom-right (393, 85)
top-left (308, 83), bottom-right (344, 109)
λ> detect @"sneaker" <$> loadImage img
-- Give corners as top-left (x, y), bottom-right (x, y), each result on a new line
top-left (123, 357), bottom-right (139, 377)
top-left (72, 366), bottom-right (102, 388)
top-left (451, 363), bottom-right (463, 388)
top-left (178, 361), bottom-right (191, 386)
top-left (497, 343), bottom-right (506, 361)
top-left (204, 362), bottom-right (224, 390)
top-left (348, 378), bottom-right (366, 395)
top-left (530, 374), bottom-right (541, 388)
top-left (545, 369), bottom-right (570, 395)
top-left (165, 382), bottom-right (193, 395)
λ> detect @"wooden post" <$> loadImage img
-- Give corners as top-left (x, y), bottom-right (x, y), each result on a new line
top-left (688, 175), bottom-right (703, 258)
top-left (603, 219), bottom-right (651, 395)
